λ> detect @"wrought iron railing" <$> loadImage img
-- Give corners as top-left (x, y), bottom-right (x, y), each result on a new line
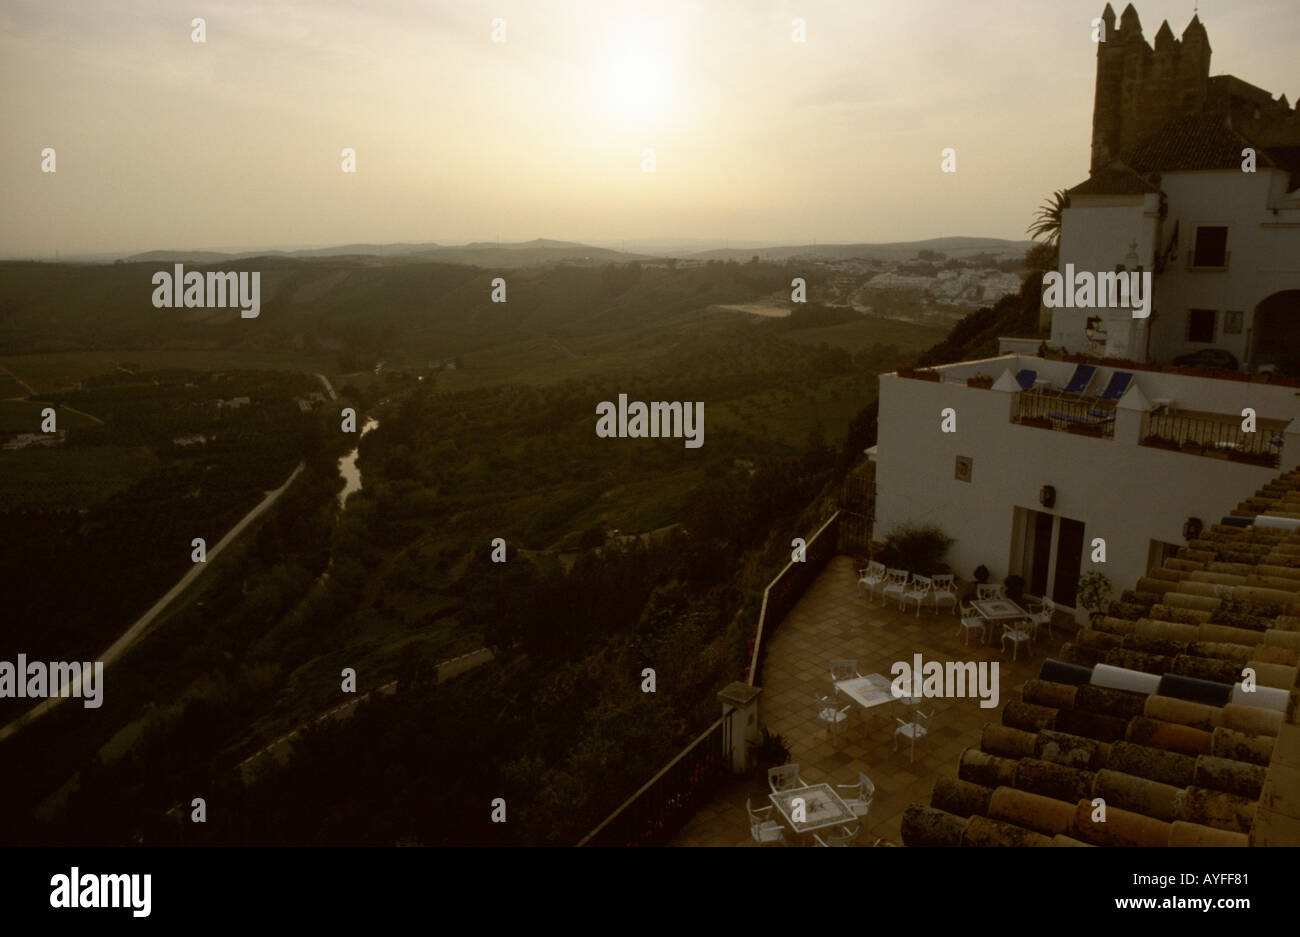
top-left (1011, 391), bottom-right (1116, 439)
top-left (1141, 411), bottom-right (1281, 467)
top-left (577, 715), bottom-right (731, 847)
top-left (577, 511), bottom-right (845, 846)
top-left (747, 511), bottom-right (842, 686)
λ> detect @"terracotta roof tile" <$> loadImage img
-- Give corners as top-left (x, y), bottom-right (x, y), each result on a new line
top-left (904, 469), bottom-right (1300, 846)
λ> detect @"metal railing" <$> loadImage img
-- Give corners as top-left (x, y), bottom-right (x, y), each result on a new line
top-left (577, 510), bottom-right (846, 846)
top-left (577, 715), bottom-right (731, 847)
top-left (1141, 411), bottom-right (1282, 467)
top-left (747, 511), bottom-right (842, 686)
top-left (1011, 391), bottom-right (1116, 439)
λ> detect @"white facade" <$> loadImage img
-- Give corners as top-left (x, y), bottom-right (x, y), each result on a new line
top-left (1051, 192), bottom-right (1160, 359)
top-left (874, 354), bottom-right (1300, 618)
top-left (1153, 170), bottom-right (1300, 368)
top-left (1050, 167), bottom-right (1300, 366)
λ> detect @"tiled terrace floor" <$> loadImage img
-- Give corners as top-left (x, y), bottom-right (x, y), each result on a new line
top-left (673, 555), bottom-right (1077, 846)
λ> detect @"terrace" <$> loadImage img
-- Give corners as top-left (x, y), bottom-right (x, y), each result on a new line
top-left (670, 554), bottom-right (1075, 846)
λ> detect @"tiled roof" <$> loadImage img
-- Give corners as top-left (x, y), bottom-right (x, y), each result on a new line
top-left (1067, 163), bottom-right (1160, 197)
top-left (1128, 114), bottom-right (1279, 172)
top-left (903, 468), bottom-right (1300, 846)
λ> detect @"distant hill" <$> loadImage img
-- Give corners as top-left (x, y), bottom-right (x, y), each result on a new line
top-left (688, 237), bottom-right (1037, 262)
top-left (109, 235), bottom-right (1035, 268)
top-left (121, 240), bottom-right (645, 268)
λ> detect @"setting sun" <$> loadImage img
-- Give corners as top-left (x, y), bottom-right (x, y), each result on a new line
top-left (591, 19), bottom-right (675, 127)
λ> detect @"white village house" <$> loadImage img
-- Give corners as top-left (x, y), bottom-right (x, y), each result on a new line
top-left (1048, 6), bottom-right (1300, 368)
top-left (873, 6), bottom-right (1300, 617)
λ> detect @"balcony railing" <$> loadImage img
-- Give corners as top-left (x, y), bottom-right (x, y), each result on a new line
top-left (578, 510), bottom-right (844, 846)
top-left (1011, 391), bottom-right (1116, 439)
top-left (577, 715), bottom-right (731, 847)
top-left (1140, 411), bottom-right (1282, 468)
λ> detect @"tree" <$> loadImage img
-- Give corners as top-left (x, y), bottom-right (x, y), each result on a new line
top-left (1027, 189), bottom-right (1070, 247)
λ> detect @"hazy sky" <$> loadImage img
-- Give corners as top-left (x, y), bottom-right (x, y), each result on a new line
top-left (1, 0), bottom-right (1295, 256)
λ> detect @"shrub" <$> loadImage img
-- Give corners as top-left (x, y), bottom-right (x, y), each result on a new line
top-left (1076, 571), bottom-right (1112, 623)
top-left (1004, 574), bottom-right (1026, 601)
top-left (879, 524), bottom-right (954, 576)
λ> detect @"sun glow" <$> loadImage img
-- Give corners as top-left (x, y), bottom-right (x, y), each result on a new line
top-left (592, 20), bottom-right (675, 127)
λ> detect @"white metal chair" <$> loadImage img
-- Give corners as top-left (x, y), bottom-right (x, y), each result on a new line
top-left (900, 574), bottom-right (932, 615)
top-left (958, 602), bottom-right (988, 646)
top-left (977, 583), bottom-right (1005, 601)
top-left (829, 659), bottom-right (860, 685)
top-left (746, 798), bottom-right (787, 845)
top-left (880, 568), bottom-right (908, 607)
top-left (1026, 596), bottom-right (1056, 640)
top-left (894, 709), bottom-right (933, 763)
top-left (836, 772), bottom-right (875, 820)
top-left (813, 823), bottom-right (860, 847)
top-left (930, 573), bottom-right (958, 614)
top-left (768, 764), bottom-right (808, 794)
top-left (1000, 619), bottom-right (1033, 660)
top-left (856, 561), bottom-right (887, 601)
top-left (816, 695), bottom-right (852, 745)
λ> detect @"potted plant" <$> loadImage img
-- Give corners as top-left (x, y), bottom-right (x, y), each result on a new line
top-left (967, 374), bottom-right (995, 389)
top-left (912, 369), bottom-right (941, 382)
top-left (1076, 571), bottom-right (1112, 625)
top-left (748, 725), bottom-right (790, 791)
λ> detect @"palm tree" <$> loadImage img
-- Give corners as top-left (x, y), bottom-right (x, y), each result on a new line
top-left (1027, 189), bottom-right (1070, 246)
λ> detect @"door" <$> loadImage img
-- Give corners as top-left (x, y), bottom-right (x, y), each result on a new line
top-left (1052, 518), bottom-right (1086, 606)
top-left (1029, 511), bottom-right (1053, 598)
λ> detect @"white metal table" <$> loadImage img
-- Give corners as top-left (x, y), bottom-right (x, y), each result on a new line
top-left (971, 598), bottom-right (1028, 645)
top-left (768, 783), bottom-right (856, 838)
top-left (833, 673), bottom-right (895, 710)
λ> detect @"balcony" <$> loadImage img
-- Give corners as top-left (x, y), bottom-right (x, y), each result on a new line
top-left (1012, 390), bottom-right (1116, 440)
top-left (1140, 408), bottom-right (1283, 469)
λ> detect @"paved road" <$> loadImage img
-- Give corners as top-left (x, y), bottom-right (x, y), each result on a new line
top-left (0, 461), bottom-right (307, 744)
top-left (237, 647), bottom-right (495, 783)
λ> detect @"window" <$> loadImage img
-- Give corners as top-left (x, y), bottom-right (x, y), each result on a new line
top-left (1148, 540), bottom-right (1180, 573)
top-left (1192, 226), bottom-right (1228, 267)
top-left (1223, 310), bottom-right (1243, 335)
top-left (1187, 309), bottom-right (1216, 343)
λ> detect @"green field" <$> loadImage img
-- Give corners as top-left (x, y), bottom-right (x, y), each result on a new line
top-left (0, 349), bottom-right (337, 394)
top-left (779, 315), bottom-right (947, 354)
top-left (0, 399), bottom-right (101, 434)
top-left (0, 444), bottom-right (158, 508)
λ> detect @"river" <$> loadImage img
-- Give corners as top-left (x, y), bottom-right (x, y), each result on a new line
top-left (337, 419), bottom-right (379, 508)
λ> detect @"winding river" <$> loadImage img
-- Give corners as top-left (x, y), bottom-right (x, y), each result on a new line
top-left (337, 418), bottom-right (379, 508)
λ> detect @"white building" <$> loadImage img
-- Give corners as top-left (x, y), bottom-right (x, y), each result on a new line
top-left (1051, 123), bottom-right (1300, 368)
top-left (1048, 8), bottom-right (1300, 369)
top-left (873, 355), bottom-right (1299, 617)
